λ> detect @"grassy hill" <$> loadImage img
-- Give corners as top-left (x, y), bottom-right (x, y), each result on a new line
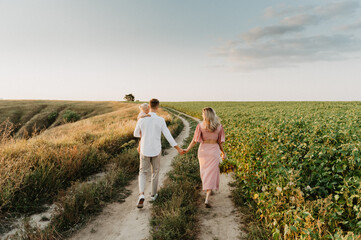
top-left (0, 102), bottom-right (140, 216)
top-left (0, 100), bottom-right (123, 138)
top-left (0, 101), bottom-right (183, 238)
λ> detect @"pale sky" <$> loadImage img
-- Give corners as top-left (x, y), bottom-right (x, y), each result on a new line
top-left (1, 0), bottom-right (361, 101)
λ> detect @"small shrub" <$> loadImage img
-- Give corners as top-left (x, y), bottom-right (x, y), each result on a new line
top-left (62, 110), bottom-right (80, 123)
top-left (47, 112), bottom-right (58, 124)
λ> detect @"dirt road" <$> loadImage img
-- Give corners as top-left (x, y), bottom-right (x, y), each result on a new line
top-left (69, 115), bottom-right (190, 240)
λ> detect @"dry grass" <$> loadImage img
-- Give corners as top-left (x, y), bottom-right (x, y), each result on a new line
top-left (0, 102), bottom-right (172, 222)
top-left (0, 100), bottom-right (123, 138)
top-left (1, 105), bottom-right (182, 239)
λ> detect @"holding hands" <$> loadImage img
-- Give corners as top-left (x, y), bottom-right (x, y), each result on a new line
top-left (179, 148), bottom-right (188, 155)
top-left (182, 147), bottom-right (191, 154)
top-left (176, 148), bottom-right (188, 155)
top-left (175, 145), bottom-right (186, 155)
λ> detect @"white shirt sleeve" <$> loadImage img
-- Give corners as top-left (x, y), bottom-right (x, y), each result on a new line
top-left (134, 119), bottom-right (141, 138)
top-left (161, 119), bottom-right (177, 147)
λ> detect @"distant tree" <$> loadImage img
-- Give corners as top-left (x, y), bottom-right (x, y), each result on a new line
top-left (124, 94), bottom-right (135, 102)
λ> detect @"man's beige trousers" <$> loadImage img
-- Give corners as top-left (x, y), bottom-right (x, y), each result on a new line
top-left (139, 153), bottom-right (161, 196)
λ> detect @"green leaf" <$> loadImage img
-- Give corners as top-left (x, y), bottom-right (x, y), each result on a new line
top-left (290, 226), bottom-right (297, 232)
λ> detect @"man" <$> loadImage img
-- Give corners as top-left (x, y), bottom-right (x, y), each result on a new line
top-left (133, 98), bottom-right (184, 208)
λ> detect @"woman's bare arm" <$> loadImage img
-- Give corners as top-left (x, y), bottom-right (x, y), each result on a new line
top-left (185, 140), bottom-right (197, 153)
top-left (218, 142), bottom-right (226, 159)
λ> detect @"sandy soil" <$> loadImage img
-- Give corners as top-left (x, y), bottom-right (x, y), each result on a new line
top-left (198, 173), bottom-right (247, 240)
top-left (69, 114), bottom-right (190, 240)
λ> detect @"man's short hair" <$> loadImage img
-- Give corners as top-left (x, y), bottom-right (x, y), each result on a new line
top-left (149, 98), bottom-right (160, 109)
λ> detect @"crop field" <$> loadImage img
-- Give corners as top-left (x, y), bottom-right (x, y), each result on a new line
top-left (164, 102), bottom-right (361, 239)
top-left (0, 101), bottom-right (182, 237)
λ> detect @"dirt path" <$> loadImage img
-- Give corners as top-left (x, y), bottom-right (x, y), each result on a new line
top-left (198, 173), bottom-right (247, 240)
top-left (69, 114), bottom-right (190, 240)
top-left (171, 108), bottom-right (247, 240)
top-left (69, 109), bottom-right (246, 240)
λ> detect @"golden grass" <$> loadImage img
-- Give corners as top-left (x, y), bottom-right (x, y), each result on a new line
top-left (0, 102), bottom-right (172, 217)
top-left (5, 108), bottom-right (183, 239)
top-left (0, 100), bottom-right (124, 138)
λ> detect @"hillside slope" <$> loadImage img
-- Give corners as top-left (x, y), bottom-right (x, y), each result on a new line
top-left (1, 102), bottom-right (180, 238)
top-left (0, 100), bottom-right (123, 138)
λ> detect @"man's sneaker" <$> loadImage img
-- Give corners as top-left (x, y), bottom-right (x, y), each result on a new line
top-left (137, 195), bottom-right (145, 208)
top-left (150, 193), bottom-right (158, 201)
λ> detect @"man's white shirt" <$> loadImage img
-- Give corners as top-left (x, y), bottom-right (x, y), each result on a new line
top-left (134, 112), bottom-right (177, 157)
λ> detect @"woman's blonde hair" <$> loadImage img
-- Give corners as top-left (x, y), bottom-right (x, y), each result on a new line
top-left (202, 107), bottom-right (220, 132)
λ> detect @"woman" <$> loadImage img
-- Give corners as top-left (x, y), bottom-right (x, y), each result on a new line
top-left (185, 107), bottom-right (226, 208)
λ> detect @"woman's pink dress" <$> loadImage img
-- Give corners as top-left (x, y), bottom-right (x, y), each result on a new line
top-left (193, 123), bottom-right (225, 191)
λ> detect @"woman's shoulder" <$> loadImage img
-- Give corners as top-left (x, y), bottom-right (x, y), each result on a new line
top-left (214, 124), bottom-right (223, 132)
top-left (197, 122), bottom-right (208, 132)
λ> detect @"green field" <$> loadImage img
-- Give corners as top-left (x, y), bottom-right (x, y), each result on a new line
top-left (164, 102), bottom-right (361, 239)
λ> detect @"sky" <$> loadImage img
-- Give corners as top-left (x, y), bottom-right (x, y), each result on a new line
top-left (0, 0), bottom-right (361, 101)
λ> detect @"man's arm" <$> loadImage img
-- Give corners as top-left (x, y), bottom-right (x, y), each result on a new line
top-left (161, 119), bottom-right (184, 154)
top-left (134, 120), bottom-right (141, 138)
